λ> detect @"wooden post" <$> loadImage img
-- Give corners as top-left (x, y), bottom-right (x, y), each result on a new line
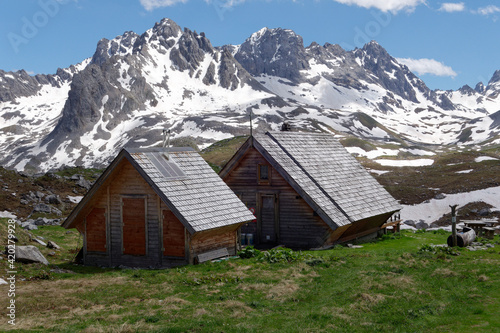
top-left (249, 110), bottom-right (253, 137)
top-left (450, 204), bottom-right (458, 247)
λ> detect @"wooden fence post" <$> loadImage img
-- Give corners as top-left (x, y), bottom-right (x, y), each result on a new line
top-left (449, 204), bottom-right (459, 247)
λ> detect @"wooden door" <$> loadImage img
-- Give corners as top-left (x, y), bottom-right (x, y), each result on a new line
top-left (259, 194), bottom-right (278, 243)
top-left (122, 198), bottom-right (146, 256)
top-left (163, 210), bottom-right (185, 257)
top-left (86, 207), bottom-right (106, 252)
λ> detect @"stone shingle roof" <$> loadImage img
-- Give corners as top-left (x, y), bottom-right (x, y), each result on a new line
top-left (126, 147), bottom-right (255, 233)
top-left (254, 132), bottom-right (401, 227)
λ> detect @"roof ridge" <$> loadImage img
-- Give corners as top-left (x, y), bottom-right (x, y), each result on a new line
top-left (265, 132), bottom-right (354, 223)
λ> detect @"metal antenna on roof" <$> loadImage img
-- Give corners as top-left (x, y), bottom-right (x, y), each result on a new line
top-left (249, 110), bottom-right (253, 137)
top-left (162, 129), bottom-right (171, 159)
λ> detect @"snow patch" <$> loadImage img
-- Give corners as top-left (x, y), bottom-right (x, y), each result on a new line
top-left (374, 159), bottom-right (434, 167)
top-left (0, 211), bottom-right (17, 219)
top-left (475, 156), bottom-right (499, 163)
top-left (67, 195), bottom-right (83, 204)
top-left (401, 186), bottom-right (500, 225)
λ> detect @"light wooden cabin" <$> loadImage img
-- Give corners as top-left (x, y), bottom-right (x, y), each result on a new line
top-left (62, 147), bottom-right (255, 267)
top-left (219, 132), bottom-right (401, 249)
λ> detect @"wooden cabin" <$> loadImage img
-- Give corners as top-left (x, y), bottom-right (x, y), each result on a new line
top-left (219, 132), bottom-right (401, 249)
top-left (62, 147), bottom-right (255, 267)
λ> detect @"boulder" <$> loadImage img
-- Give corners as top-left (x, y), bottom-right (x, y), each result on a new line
top-left (415, 220), bottom-right (430, 230)
top-left (434, 193), bottom-right (446, 200)
top-left (70, 174), bottom-right (82, 181)
top-left (14, 245), bottom-right (49, 265)
top-left (33, 217), bottom-right (60, 226)
top-left (404, 220), bottom-right (416, 227)
top-left (32, 204), bottom-right (62, 216)
top-left (21, 222), bottom-right (38, 230)
top-left (33, 203), bottom-right (52, 213)
top-left (76, 177), bottom-right (92, 190)
top-left (47, 241), bottom-right (60, 250)
top-left (33, 238), bottom-right (47, 246)
top-left (45, 194), bottom-right (62, 205)
top-left (479, 207), bottom-right (491, 216)
top-left (34, 217), bottom-right (50, 226)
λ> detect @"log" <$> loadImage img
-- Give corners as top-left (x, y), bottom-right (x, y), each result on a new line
top-left (447, 227), bottom-right (476, 247)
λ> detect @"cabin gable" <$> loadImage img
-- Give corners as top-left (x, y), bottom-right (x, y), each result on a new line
top-left (223, 147), bottom-right (332, 249)
top-left (221, 132), bottom-right (401, 249)
top-left (64, 148), bottom-right (255, 268)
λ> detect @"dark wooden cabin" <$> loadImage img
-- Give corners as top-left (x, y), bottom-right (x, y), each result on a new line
top-left (62, 147), bottom-right (255, 267)
top-left (219, 132), bottom-right (401, 249)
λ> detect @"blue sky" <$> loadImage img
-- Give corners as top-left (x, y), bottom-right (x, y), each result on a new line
top-left (0, 0), bottom-right (499, 90)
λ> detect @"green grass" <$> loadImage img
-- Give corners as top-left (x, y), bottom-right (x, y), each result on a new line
top-left (1, 220), bottom-right (499, 332)
top-left (201, 135), bottom-right (249, 171)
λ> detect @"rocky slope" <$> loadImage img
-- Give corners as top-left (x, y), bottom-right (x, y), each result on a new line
top-left (1, 19), bottom-right (500, 172)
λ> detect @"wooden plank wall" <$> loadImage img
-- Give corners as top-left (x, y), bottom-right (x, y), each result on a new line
top-left (85, 207), bottom-right (107, 252)
top-left (79, 159), bottom-right (164, 267)
top-left (162, 209), bottom-right (185, 257)
top-left (224, 148), bottom-right (331, 249)
top-left (338, 212), bottom-right (393, 243)
top-left (190, 225), bottom-right (238, 261)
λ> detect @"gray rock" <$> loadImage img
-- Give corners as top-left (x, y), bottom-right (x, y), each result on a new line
top-left (21, 221), bottom-right (38, 230)
top-left (404, 220), bottom-right (416, 227)
top-left (35, 191), bottom-right (45, 199)
top-left (14, 245), bottom-right (49, 265)
top-left (486, 243), bottom-right (494, 248)
top-left (434, 193), bottom-right (446, 200)
top-left (34, 217), bottom-right (61, 226)
top-left (33, 203), bottom-right (52, 213)
top-left (479, 208), bottom-right (491, 216)
top-left (47, 241), bottom-right (60, 250)
top-left (416, 220), bottom-right (430, 230)
top-left (21, 191), bottom-right (38, 202)
top-left (70, 174), bottom-right (82, 181)
top-left (76, 177), bottom-right (92, 190)
top-left (34, 217), bottom-right (50, 226)
top-left (45, 194), bottom-right (62, 205)
top-left (32, 204), bottom-right (62, 216)
top-left (33, 238), bottom-right (47, 247)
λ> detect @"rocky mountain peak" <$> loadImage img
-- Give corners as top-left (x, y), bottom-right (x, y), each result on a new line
top-left (475, 82), bottom-right (485, 93)
top-left (323, 43), bottom-right (346, 57)
top-left (234, 27), bottom-right (309, 82)
top-left (459, 84), bottom-right (476, 95)
top-left (150, 18), bottom-right (182, 41)
top-left (488, 70), bottom-right (500, 85)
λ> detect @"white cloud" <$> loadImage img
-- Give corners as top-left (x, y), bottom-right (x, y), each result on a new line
top-left (204, 0), bottom-right (246, 9)
top-left (332, 0), bottom-right (426, 14)
top-left (397, 58), bottom-right (457, 77)
top-left (475, 5), bottom-right (500, 16)
top-left (139, 0), bottom-right (188, 11)
top-left (439, 2), bottom-right (465, 12)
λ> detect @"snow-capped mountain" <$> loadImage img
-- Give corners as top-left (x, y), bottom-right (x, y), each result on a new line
top-left (232, 27), bottom-right (500, 145)
top-left (1, 18), bottom-right (500, 172)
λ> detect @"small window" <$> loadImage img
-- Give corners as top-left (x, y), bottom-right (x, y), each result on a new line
top-left (258, 164), bottom-right (270, 184)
